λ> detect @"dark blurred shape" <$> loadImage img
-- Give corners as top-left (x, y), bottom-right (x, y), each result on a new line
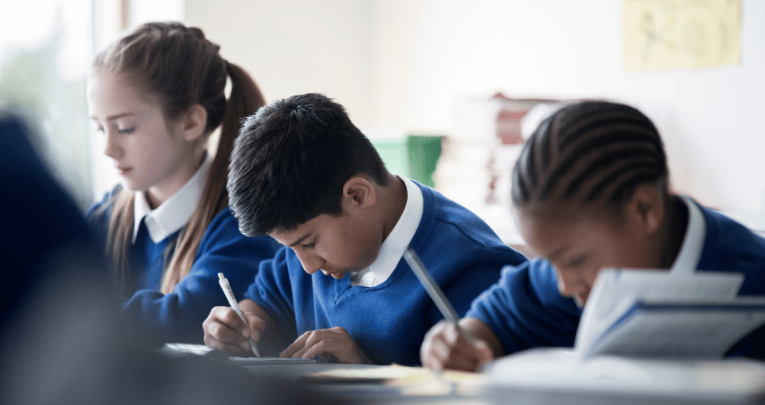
top-left (0, 112), bottom-right (347, 405)
top-left (0, 112), bottom-right (102, 326)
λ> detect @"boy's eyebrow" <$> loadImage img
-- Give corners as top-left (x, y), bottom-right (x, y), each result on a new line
top-left (287, 233), bottom-right (312, 247)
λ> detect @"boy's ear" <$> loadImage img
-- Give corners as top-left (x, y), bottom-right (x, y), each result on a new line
top-left (181, 104), bottom-right (208, 141)
top-left (342, 177), bottom-right (376, 209)
top-left (623, 183), bottom-right (664, 236)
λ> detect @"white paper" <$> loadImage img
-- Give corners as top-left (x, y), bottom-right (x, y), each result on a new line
top-left (228, 357), bottom-right (316, 365)
top-left (485, 347), bottom-right (765, 399)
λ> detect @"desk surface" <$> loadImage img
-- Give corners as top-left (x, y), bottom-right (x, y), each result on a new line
top-left (233, 357), bottom-right (765, 405)
top-left (240, 362), bottom-right (489, 405)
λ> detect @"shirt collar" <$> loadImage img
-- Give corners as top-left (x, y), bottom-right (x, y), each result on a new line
top-left (132, 153), bottom-right (212, 244)
top-left (670, 195), bottom-right (706, 274)
top-left (351, 175), bottom-right (424, 287)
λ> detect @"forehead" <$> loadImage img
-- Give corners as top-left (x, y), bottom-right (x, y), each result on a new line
top-left (87, 70), bottom-right (159, 116)
top-left (514, 204), bottom-right (621, 256)
top-left (268, 213), bottom-right (344, 245)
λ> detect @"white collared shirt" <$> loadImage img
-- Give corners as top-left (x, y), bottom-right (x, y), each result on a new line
top-left (132, 154), bottom-right (212, 244)
top-left (350, 175), bottom-right (424, 287)
top-left (669, 195), bottom-right (706, 273)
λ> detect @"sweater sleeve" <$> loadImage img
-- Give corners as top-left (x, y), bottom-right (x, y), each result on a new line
top-left (85, 186), bottom-right (121, 255)
top-left (434, 245), bottom-right (525, 325)
top-left (466, 259), bottom-right (581, 355)
top-left (242, 246), bottom-right (299, 341)
top-left (120, 208), bottom-right (280, 343)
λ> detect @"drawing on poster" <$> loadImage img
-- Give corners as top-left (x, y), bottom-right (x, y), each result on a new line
top-left (623, 0), bottom-right (741, 71)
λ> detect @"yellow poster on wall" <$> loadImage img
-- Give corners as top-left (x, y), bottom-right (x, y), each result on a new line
top-left (624, 0), bottom-right (741, 72)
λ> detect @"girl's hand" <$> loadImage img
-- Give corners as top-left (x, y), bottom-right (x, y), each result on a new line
top-left (420, 320), bottom-right (495, 372)
top-left (203, 305), bottom-right (266, 357)
top-left (280, 326), bottom-right (371, 364)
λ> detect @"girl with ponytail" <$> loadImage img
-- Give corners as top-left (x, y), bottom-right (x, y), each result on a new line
top-left (420, 101), bottom-right (765, 370)
top-left (87, 22), bottom-right (279, 343)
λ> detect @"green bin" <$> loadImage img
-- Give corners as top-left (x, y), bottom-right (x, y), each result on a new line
top-left (370, 134), bottom-right (443, 188)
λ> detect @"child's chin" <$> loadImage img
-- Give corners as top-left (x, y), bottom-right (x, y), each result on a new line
top-left (119, 180), bottom-right (142, 192)
top-left (330, 272), bottom-right (346, 279)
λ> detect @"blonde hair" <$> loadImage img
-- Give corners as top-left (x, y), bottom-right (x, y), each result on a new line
top-left (93, 22), bottom-right (265, 295)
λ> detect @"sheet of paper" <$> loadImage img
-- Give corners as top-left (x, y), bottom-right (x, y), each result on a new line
top-left (300, 364), bottom-right (485, 396)
top-left (303, 364), bottom-right (428, 382)
top-left (575, 269), bottom-right (744, 356)
top-left (161, 343), bottom-right (214, 356)
top-left (228, 357), bottom-right (316, 365)
top-left (486, 347), bottom-right (765, 398)
top-left (161, 343), bottom-right (317, 364)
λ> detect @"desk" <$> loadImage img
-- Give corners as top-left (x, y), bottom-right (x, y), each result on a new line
top-left (163, 345), bottom-right (765, 404)
top-left (240, 362), bottom-right (489, 404)
top-left (236, 356), bottom-right (765, 405)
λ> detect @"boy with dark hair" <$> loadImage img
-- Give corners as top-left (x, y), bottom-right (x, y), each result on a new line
top-left (203, 93), bottom-right (527, 365)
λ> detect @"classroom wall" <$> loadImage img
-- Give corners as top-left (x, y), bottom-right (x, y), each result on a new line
top-left (185, 0), bottom-right (375, 126)
top-left (186, 0), bottom-right (765, 214)
top-left (367, 0), bottom-right (765, 214)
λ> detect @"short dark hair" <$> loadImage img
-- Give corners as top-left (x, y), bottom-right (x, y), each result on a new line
top-left (512, 100), bottom-right (668, 209)
top-left (228, 93), bottom-right (390, 236)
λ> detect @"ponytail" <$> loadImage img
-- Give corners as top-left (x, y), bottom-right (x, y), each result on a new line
top-left (101, 189), bottom-right (135, 297)
top-left (160, 62), bottom-right (265, 293)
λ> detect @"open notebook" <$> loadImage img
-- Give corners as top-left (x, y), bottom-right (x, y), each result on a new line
top-left (485, 270), bottom-right (765, 404)
top-left (161, 343), bottom-right (316, 364)
top-left (485, 348), bottom-right (765, 405)
top-left (575, 269), bottom-right (765, 359)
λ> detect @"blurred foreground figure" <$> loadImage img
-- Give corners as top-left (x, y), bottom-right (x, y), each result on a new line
top-left (0, 113), bottom-right (342, 405)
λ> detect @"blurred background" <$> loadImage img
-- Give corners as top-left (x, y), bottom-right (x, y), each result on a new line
top-left (1, 0), bottom-right (763, 244)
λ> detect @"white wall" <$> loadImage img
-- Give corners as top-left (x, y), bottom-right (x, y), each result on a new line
top-left (368, 0), bottom-right (765, 213)
top-left (185, 0), bottom-right (375, 126)
top-left (186, 0), bottom-right (765, 213)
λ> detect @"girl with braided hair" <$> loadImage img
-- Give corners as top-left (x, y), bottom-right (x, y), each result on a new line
top-left (87, 22), bottom-right (279, 343)
top-left (421, 100), bottom-right (765, 371)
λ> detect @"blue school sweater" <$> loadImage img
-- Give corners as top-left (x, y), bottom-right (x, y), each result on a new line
top-left (88, 190), bottom-right (280, 343)
top-left (1, 114), bottom-right (106, 327)
top-left (244, 183), bottom-right (527, 366)
top-left (467, 200), bottom-right (765, 359)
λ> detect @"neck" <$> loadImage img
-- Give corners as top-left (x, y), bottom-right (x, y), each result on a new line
top-left (145, 150), bottom-right (207, 209)
top-left (656, 195), bottom-right (687, 269)
top-left (379, 173), bottom-right (408, 242)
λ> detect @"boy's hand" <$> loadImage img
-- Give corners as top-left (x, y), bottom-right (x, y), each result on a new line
top-left (280, 326), bottom-right (371, 364)
top-left (203, 305), bottom-right (266, 357)
top-left (420, 320), bottom-right (495, 372)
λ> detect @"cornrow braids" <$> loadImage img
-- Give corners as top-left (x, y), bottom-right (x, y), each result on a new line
top-left (512, 101), bottom-right (668, 208)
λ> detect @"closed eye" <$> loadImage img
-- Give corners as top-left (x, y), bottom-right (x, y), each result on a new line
top-left (118, 127), bottom-right (136, 134)
top-left (561, 255), bottom-right (586, 268)
top-left (302, 241), bottom-right (315, 249)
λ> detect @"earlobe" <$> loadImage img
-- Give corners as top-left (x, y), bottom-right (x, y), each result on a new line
top-left (182, 104), bottom-right (208, 141)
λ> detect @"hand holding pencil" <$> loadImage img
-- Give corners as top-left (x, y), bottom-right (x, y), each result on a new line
top-left (404, 248), bottom-right (497, 372)
top-left (202, 273), bottom-right (267, 357)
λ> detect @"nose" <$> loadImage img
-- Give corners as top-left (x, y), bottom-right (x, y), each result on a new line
top-left (103, 130), bottom-right (121, 159)
top-left (293, 249), bottom-right (324, 274)
top-left (554, 267), bottom-right (588, 298)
